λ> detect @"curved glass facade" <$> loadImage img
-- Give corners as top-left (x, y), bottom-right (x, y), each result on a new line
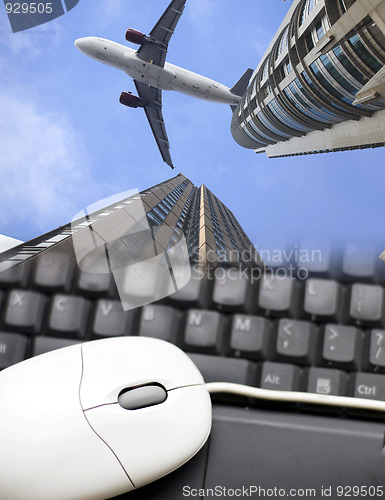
top-left (300, 0), bottom-right (320, 26)
top-left (232, 0), bottom-right (385, 151)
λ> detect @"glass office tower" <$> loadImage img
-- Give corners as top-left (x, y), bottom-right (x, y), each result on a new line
top-left (232, 0), bottom-right (385, 157)
top-left (0, 174), bottom-right (262, 275)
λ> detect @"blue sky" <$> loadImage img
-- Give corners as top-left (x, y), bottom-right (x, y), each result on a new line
top-left (0, 0), bottom-right (384, 257)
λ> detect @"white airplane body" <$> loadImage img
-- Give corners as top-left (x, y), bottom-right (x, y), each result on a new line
top-left (75, 0), bottom-right (253, 168)
top-left (76, 38), bottom-right (241, 106)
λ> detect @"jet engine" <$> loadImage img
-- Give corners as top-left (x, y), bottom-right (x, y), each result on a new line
top-left (119, 92), bottom-right (146, 108)
top-left (125, 29), bottom-right (149, 45)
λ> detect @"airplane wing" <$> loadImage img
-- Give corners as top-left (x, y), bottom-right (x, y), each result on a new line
top-left (134, 80), bottom-right (174, 169)
top-left (137, 0), bottom-right (186, 68)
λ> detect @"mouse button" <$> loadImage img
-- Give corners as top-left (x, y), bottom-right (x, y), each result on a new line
top-left (0, 343), bottom-right (83, 414)
top-left (0, 400), bottom-right (134, 500)
top-left (118, 384), bottom-right (167, 410)
top-left (84, 385), bottom-right (212, 488)
top-left (0, 343), bottom-right (83, 447)
top-left (0, 346), bottom-right (133, 500)
top-left (80, 337), bottom-right (205, 409)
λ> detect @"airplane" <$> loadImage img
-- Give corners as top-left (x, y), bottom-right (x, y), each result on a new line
top-left (75, 0), bottom-right (253, 169)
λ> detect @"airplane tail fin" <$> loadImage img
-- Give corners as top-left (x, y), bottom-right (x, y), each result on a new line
top-left (231, 68), bottom-right (254, 97)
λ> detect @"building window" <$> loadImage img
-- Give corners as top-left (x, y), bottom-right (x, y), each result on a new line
top-left (284, 58), bottom-right (292, 76)
top-left (261, 58), bottom-right (269, 81)
top-left (306, 33), bottom-right (314, 51)
top-left (302, 70), bottom-right (344, 116)
top-left (315, 20), bottom-right (325, 41)
top-left (256, 111), bottom-right (291, 138)
top-left (309, 63), bottom-right (353, 105)
top-left (284, 84), bottom-right (328, 124)
top-left (291, 79), bottom-right (340, 121)
top-left (268, 99), bottom-right (311, 132)
top-left (300, 0), bottom-right (320, 26)
top-left (332, 45), bottom-right (368, 86)
top-left (349, 34), bottom-right (383, 74)
top-left (319, 53), bottom-right (359, 95)
top-left (276, 26), bottom-right (289, 60)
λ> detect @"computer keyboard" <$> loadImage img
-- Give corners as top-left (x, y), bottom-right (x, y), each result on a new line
top-left (1, 243), bottom-right (385, 498)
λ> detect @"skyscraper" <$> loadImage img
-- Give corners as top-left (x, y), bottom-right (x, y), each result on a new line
top-left (0, 174), bottom-right (262, 277)
top-left (231, 0), bottom-right (385, 157)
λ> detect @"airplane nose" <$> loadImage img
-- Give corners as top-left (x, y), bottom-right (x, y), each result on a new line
top-left (74, 38), bottom-right (87, 53)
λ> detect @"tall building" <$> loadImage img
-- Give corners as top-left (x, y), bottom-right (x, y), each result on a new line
top-left (231, 0), bottom-right (385, 157)
top-left (0, 174), bottom-right (262, 276)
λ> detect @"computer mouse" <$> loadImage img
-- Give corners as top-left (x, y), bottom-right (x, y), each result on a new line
top-left (0, 337), bottom-right (212, 500)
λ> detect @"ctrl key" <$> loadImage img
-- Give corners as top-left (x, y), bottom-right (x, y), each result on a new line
top-left (0, 332), bottom-right (28, 369)
top-left (353, 373), bottom-right (385, 401)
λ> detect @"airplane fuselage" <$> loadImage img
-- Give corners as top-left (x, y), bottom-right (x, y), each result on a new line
top-left (75, 37), bottom-right (241, 106)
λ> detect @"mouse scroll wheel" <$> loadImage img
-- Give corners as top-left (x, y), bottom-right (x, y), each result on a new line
top-left (118, 384), bottom-right (168, 410)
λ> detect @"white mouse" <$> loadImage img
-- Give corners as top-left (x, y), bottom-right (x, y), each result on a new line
top-left (0, 337), bottom-right (212, 500)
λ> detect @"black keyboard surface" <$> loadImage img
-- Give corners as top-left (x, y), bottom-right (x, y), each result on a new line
top-left (1, 243), bottom-right (385, 498)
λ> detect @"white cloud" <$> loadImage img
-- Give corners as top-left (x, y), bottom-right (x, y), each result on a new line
top-left (101, 0), bottom-right (124, 17)
top-left (0, 91), bottom-right (101, 237)
top-left (94, 0), bottom-right (128, 25)
top-left (4, 31), bottom-right (41, 56)
top-left (0, 11), bottom-right (65, 56)
top-left (187, 0), bottom-right (219, 21)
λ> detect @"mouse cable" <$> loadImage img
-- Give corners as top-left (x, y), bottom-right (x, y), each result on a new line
top-left (205, 382), bottom-right (385, 412)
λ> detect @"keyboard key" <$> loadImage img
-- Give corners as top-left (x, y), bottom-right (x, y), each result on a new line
top-left (168, 272), bottom-right (212, 308)
top-left (183, 310), bottom-right (226, 354)
top-left (296, 241), bottom-right (337, 278)
top-left (353, 373), bottom-right (385, 401)
top-left (0, 261), bottom-right (30, 287)
top-left (48, 295), bottom-right (89, 338)
top-left (342, 244), bottom-right (378, 282)
top-left (112, 254), bottom-right (174, 311)
top-left (189, 354), bottom-right (257, 405)
top-left (258, 275), bottom-right (299, 317)
top-left (33, 250), bottom-right (74, 290)
top-left (260, 241), bottom-right (293, 270)
top-left (0, 332), bottom-right (28, 369)
top-left (229, 315), bottom-right (270, 360)
top-left (212, 269), bottom-right (255, 313)
top-left (4, 290), bottom-right (45, 333)
top-left (33, 336), bottom-right (80, 356)
top-left (369, 330), bottom-right (385, 368)
top-left (260, 362), bottom-right (300, 391)
top-left (92, 300), bottom-right (136, 337)
top-left (77, 271), bottom-right (112, 295)
top-left (188, 354), bottom-right (256, 385)
top-left (138, 305), bottom-right (179, 342)
top-left (305, 367), bottom-right (346, 396)
top-left (304, 279), bottom-right (342, 321)
top-left (322, 325), bottom-right (361, 369)
top-left (276, 319), bottom-right (316, 365)
top-left (349, 284), bottom-right (384, 326)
